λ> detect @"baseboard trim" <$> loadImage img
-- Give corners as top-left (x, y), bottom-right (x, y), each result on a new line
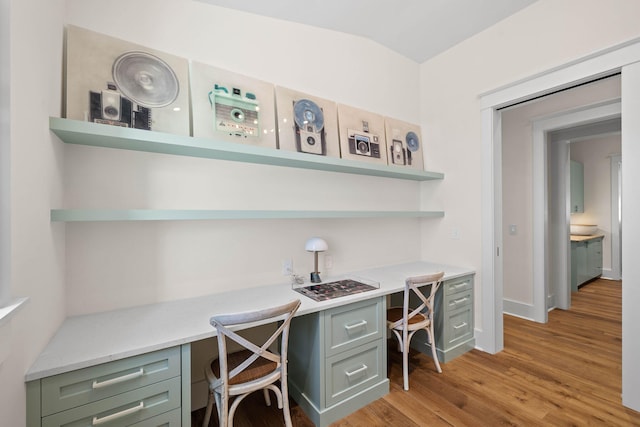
top-left (503, 298), bottom-right (535, 321)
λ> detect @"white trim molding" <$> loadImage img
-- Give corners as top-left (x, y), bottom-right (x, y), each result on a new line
top-left (480, 36), bottom-right (640, 109)
top-left (502, 298), bottom-right (535, 321)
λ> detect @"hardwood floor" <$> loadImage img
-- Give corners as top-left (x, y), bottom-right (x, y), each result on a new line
top-left (193, 279), bottom-right (640, 426)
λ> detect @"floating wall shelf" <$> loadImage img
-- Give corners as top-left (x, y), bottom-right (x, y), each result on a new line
top-left (50, 209), bottom-right (445, 222)
top-left (49, 118), bottom-right (445, 181)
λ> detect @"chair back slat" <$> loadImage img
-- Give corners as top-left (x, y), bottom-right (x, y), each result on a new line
top-left (210, 299), bottom-right (301, 386)
top-left (403, 272), bottom-right (444, 326)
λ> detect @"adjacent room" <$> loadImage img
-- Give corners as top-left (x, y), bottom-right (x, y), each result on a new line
top-left (2, 1), bottom-right (640, 426)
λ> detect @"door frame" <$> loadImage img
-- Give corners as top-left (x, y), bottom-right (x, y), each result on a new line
top-left (610, 154), bottom-right (622, 280)
top-left (533, 102), bottom-right (621, 317)
top-left (478, 37), bottom-right (640, 353)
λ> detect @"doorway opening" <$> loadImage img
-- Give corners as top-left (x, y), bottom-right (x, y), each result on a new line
top-left (479, 38), bottom-right (640, 412)
top-left (499, 77), bottom-right (621, 322)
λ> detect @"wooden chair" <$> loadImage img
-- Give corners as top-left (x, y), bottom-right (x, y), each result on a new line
top-left (387, 272), bottom-right (444, 390)
top-left (202, 299), bottom-right (301, 427)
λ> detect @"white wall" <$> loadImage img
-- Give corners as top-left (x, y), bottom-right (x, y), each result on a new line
top-left (62, 0), bottom-right (427, 315)
top-left (500, 77), bottom-right (620, 309)
top-left (571, 134), bottom-right (621, 275)
top-left (418, 0), bottom-right (640, 411)
top-left (0, 0), bottom-right (66, 426)
top-left (0, 0), bottom-right (9, 308)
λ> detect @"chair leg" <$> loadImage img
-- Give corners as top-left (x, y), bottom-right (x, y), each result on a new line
top-left (402, 334), bottom-right (409, 391)
top-left (202, 389), bottom-right (214, 427)
top-left (218, 392), bottom-right (228, 427)
top-left (427, 326), bottom-right (442, 373)
top-left (262, 388), bottom-right (272, 406)
top-left (281, 380), bottom-right (293, 427)
top-left (264, 384), bottom-right (283, 409)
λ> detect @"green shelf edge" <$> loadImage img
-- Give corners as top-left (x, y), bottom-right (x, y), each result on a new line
top-left (49, 118), bottom-right (445, 181)
top-left (50, 209), bottom-right (445, 222)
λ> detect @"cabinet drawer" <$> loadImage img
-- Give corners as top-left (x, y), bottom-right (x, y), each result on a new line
top-left (41, 347), bottom-right (181, 416)
top-left (444, 289), bottom-right (472, 311)
top-left (42, 377), bottom-right (181, 427)
top-left (325, 298), bottom-right (383, 357)
top-left (129, 408), bottom-right (182, 427)
top-left (444, 276), bottom-right (473, 296)
top-left (444, 307), bottom-right (473, 347)
top-left (325, 341), bottom-right (384, 407)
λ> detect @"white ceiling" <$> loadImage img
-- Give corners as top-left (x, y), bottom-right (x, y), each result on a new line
top-left (196, 0), bottom-right (538, 63)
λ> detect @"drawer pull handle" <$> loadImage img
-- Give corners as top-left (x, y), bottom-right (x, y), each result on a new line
top-left (450, 297), bottom-right (469, 306)
top-left (92, 401), bottom-right (144, 425)
top-left (345, 364), bottom-right (368, 379)
top-left (344, 320), bottom-right (367, 332)
top-left (92, 368), bottom-right (144, 389)
top-left (453, 283), bottom-right (468, 290)
top-left (453, 322), bottom-right (468, 330)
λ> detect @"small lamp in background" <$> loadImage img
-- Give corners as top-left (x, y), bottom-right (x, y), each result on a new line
top-left (305, 237), bottom-right (328, 283)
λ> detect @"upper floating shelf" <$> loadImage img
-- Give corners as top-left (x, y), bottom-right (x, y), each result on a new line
top-left (49, 118), bottom-right (445, 181)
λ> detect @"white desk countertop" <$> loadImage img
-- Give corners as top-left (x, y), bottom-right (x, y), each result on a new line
top-left (25, 261), bottom-right (474, 382)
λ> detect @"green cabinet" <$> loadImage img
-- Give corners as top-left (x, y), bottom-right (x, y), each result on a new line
top-left (27, 346), bottom-right (189, 427)
top-left (394, 274), bottom-right (475, 363)
top-left (571, 241), bottom-right (584, 291)
top-left (288, 297), bottom-right (388, 427)
top-left (587, 238), bottom-right (603, 280)
top-left (570, 160), bottom-right (585, 213)
top-left (571, 236), bottom-right (603, 290)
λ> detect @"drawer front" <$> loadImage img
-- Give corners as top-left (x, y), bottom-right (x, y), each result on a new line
top-left (444, 307), bottom-right (473, 347)
top-left (42, 347), bottom-right (181, 416)
top-left (42, 377), bottom-right (181, 427)
top-left (444, 289), bottom-right (472, 311)
top-left (129, 408), bottom-right (182, 427)
top-left (325, 297), bottom-right (383, 357)
top-left (443, 275), bottom-right (473, 296)
top-left (325, 341), bottom-right (384, 407)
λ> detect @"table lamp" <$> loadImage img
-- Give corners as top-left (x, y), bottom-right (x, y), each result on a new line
top-left (305, 237), bottom-right (328, 283)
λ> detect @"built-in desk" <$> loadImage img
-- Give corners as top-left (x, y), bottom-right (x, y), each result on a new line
top-left (25, 261), bottom-right (474, 427)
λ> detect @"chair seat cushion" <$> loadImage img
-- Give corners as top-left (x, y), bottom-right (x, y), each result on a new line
top-left (210, 349), bottom-right (278, 385)
top-left (387, 307), bottom-right (427, 326)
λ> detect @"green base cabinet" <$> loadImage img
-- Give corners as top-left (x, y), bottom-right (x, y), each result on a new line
top-left (27, 345), bottom-right (191, 427)
top-left (587, 238), bottom-right (603, 279)
top-left (571, 236), bottom-right (603, 290)
top-left (390, 274), bottom-right (475, 363)
top-left (288, 297), bottom-right (389, 427)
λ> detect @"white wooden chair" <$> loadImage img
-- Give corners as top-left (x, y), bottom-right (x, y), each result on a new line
top-left (387, 272), bottom-right (444, 390)
top-left (202, 299), bottom-right (301, 427)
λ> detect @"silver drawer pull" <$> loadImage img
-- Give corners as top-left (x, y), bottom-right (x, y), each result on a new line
top-left (92, 401), bottom-right (144, 425)
top-left (92, 368), bottom-right (144, 389)
top-left (453, 283), bottom-right (468, 290)
top-left (345, 364), bottom-right (368, 379)
top-left (344, 320), bottom-right (367, 332)
top-left (453, 322), bottom-right (468, 330)
top-left (450, 297), bottom-right (469, 306)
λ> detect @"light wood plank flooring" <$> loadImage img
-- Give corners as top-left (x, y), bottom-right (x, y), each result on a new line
top-left (193, 279), bottom-right (640, 426)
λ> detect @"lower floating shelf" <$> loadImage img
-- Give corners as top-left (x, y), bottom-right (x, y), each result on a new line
top-left (50, 209), bottom-right (445, 222)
